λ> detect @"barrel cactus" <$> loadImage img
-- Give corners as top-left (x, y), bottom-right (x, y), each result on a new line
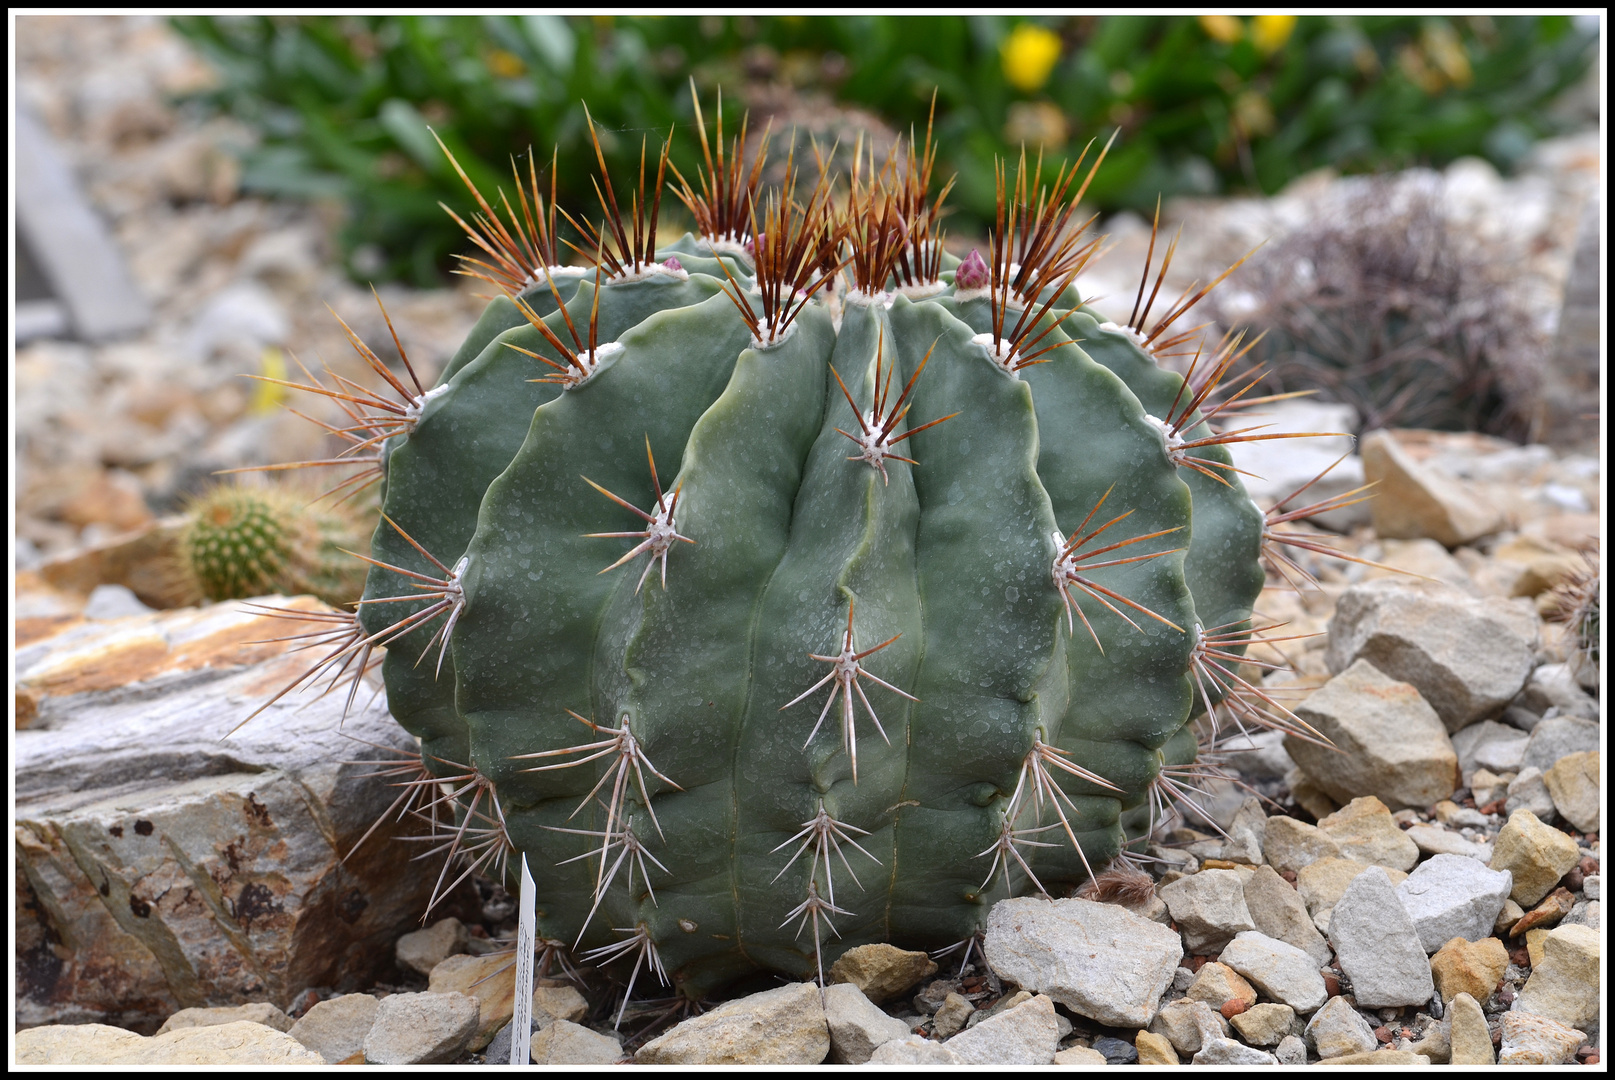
top-left (249, 97), bottom-right (1354, 1011)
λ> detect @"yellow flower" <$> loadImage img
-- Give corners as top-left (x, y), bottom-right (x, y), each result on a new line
top-left (486, 48), bottom-right (526, 79)
top-left (1199, 15), bottom-right (1244, 45)
top-left (250, 347), bottom-right (288, 415)
top-left (1422, 22), bottom-right (1472, 88)
top-left (1251, 15), bottom-right (1297, 54)
top-left (1001, 24), bottom-right (1063, 93)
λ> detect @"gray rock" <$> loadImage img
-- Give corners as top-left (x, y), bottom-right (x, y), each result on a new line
top-left (1159, 869), bottom-right (1256, 953)
top-left (1304, 996), bottom-right (1378, 1059)
top-left (635, 982), bottom-right (828, 1065)
top-left (529, 1020), bottom-right (622, 1065)
top-left (1172, 966), bottom-right (1196, 992)
top-left (1395, 854), bottom-right (1514, 953)
top-left (1148, 998), bottom-right (1228, 1055)
top-left (1583, 875), bottom-right (1600, 901)
top-left (867, 1035), bottom-right (960, 1064)
top-left (1231, 402), bottom-right (1366, 530)
top-left (1220, 796), bottom-right (1269, 866)
top-left (982, 896), bottom-right (1181, 1028)
top-left (1275, 1033), bottom-right (1308, 1065)
top-left (823, 983), bottom-right (910, 1064)
top-left (1092, 1033), bottom-right (1138, 1063)
top-left (14, 599), bottom-right (440, 1032)
top-left (1262, 815), bottom-right (1342, 874)
top-left (943, 993), bottom-right (1060, 1065)
top-left (1505, 766), bottom-right (1558, 822)
top-left (929, 993), bottom-right (973, 1040)
top-left (1405, 824), bottom-right (1491, 861)
top-left (1329, 868), bottom-right (1436, 1008)
top-left (1286, 661), bottom-right (1458, 810)
top-left (1451, 720), bottom-right (1531, 775)
top-left (83, 582), bottom-right (156, 619)
top-left (1521, 715), bottom-right (1600, 774)
top-left (288, 993), bottom-right (380, 1063)
top-left (1501, 704), bottom-right (1545, 732)
top-left (1517, 663), bottom-right (1599, 721)
top-left (1217, 931), bottom-right (1328, 1014)
top-left (1192, 1036), bottom-right (1279, 1064)
top-left (363, 992), bottom-right (480, 1065)
top-left (1323, 579), bottom-right (1535, 731)
top-left (396, 919), bottom-right (470, 978)
top-left (482, 1021), bottom-right (522, 1065)
top-left (156, 1002), bottom-right (293, 1035)
top-left (1497, 1011), bottom-right (1586, 1065)
top-left (1243, 864), bottom-right (1333, 967)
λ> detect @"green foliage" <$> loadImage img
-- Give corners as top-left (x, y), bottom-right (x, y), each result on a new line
top-left (172, 15), bottom-right (1594, 284)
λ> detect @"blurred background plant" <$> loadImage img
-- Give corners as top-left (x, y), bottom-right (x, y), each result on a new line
top-left (171, 14), bottom-right (1597, 286)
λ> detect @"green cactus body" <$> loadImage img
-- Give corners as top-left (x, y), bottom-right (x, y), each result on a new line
top-left (182, 483), bottom-right (367, 607)
top-left (284, 117), bottom-right (1310, 1005)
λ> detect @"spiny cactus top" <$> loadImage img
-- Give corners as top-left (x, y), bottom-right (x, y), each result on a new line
top-left (248, 92), bottom-right (1365, 1010)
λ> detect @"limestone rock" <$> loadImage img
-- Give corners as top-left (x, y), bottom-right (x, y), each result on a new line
top-left (1316, 1048), bottom-right (1431, 1065)
top-left (1147, 998), bottom-right (1228, 1055)
top-left (1134, 1029), bottom-right (1179, 1064)
top-left (1262, 815), bottom-right (1341, 874)
top-left (1287, 662), bottom-right (1458, 809)
top-left (1329, 868), bottom-right (1435, 1008)
top-left (1429, 936), bottom-right (1509, 1005)
top-left (397, 918), bottom-right (470, 979)
top-left (1517, 662), bottom-right (1600, 721)
top-left (14, 598), bottom-right (440, 1032)
top-left (15, 1020), bottom-right (325, 1064)
top-left (532, 983), bottom-right (589, 1027)
top-left (867, 1035), bottom-right (959, 1064)
top-left (983, 896), bottom-right (1181, 1028)
top-left (1192, 1036), bottom-right (1278, 1064)
top-left (1243, 864), bottom-right (1333, 967)
top-left (1490, 809), bottom-right (1580, 906)
top-left (1159, 869), bottom-right (1256, 953)
top-left (929, 992), bottom-right (973, 1040)
top-left (1395, 853), bottom-right (1513, 953)
top-left (1404, 824), bottom-right (1491, 861)
top-left (1230, 1002), bottom-right (1297, 1046)
top-left (1217, 931), bottom-right (1328, 1014)
top-left (1323, 578), bottom-right (1534, 731)
top-left (635, 982), bottom-right (828, 1065)
top-left (1305, 995), bottom-right (1377, 1059)
top-left (1515, 923), bottom-right (1600, 1031)
top-left (1361, 430), bottom-right (1503, 547)
top-left (1521, 715), bottom-right (1600, 775)
top-left (1318, 796), bottom-right (1421, 871)
top-left (363, 992), bottom-right (480, 1065)
top-left (1542, 750), bottom-right (1599, 832)
top-left (1183, 961), bottom-right (1258, 1012)
top-left (1297, 857), bottom-right (1407, 935)
top-left (1497, 1011), bottom-right (1586, 1065)
top-left (1446, 992), bottom-right (1494, 1065)
top-left (1505, 767), bottom-right (1558, 823)
top-left (427, 951), bottom-right (512, 1050)
top-left (1494, 898), bottom-right (1525, 935)
top-left (1274, 1034), bottom-right (1307, 1064)
top-left (529, 1020), bottom-right (622, 1065)
top-left (156, 1001), bottom-right (293, 1035)
top-left (944, 992), bottom-right (1060, 1065)
top-left (1054, 1044), bottom-right (1109, 1064)
top-left (827, 943), bottom-right (936, 1004)
top-left (823, 983), bottom-right (909, 1064)
top-left (288, 992), bottom-right (379, 1064)
top-left (1451, 719), bottom-right (1531, 776)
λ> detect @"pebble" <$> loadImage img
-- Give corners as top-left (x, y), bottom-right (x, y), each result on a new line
top-left (1329, 867), bottom-right (1436, 1008)
top-left (1159, 869), bottom-right (1256, 953)
top-left (1446, 992), bottom-right (1494, 1064)
top-left (156, 1002), bottom-right (293, 1035)
top-left (635, 982), bottom-right (828, 1065)
top-left (1288, 663), bottom-right (1458, 810)
top-left (1561, 898), bottom-right (1600, 929)
top-left (1242, 864), bottom-right (1333, 966)
top-left (867, 1035), bottom-right (960, 1064)
top-left (1428, 936), bottom-right (1509, 1004)
top-left (1316, 1048), bottom-right (1432, 1065)
top-left (1517, 662), bottom-right (1600, 721)
top-left (1542, 750), bottom-right (1599, 832)
top-left (1323, 576), bottom-right (1534, 731)
top-left (1091, 1033), bottom-right (1139, 1064)
top-left (1304, 995), bottom-right (1379, 1059)
top-left (1505, 766), bottom-right (1559, 822)
top-left (395, 918), bottom-right (470, 978)
top-left (823, 983), bottom-right (910, 1064)
top-left (1451, 719), bottom-right (1531, 775)
top-left (1512, 885), bottom-right (1576, 935)
top-left (1404, 823), bottom-right (1491, 861)
top-left (1192, 1035), bottom-right (1279, 1064)
top-left (1184, 961), bottom-right (1258, 1012)
top-left (1217, 931), bottom-right (1328, 1014)
top-left (529, 1020), bottom-right (622, 1065)
top-left (1052, 1044), bottom-right (1108, 1065)
top-left (1319, 796), bottom-right (1423, 871)
top-left (1229, 1002), bottom-right (1297, 1046)
top-left (828, 943), bottom-right (937, 1004)
top-left (1490, 808), bottom-right (1581, 906)
top-left (1274, 1033), bottom-right (1308, 1064)
top-left (1262, 815), bottom-right (1343, 874)
top-left (363, 992), bottom-right (479, 1065)
top-left (928, 992), bottom-right (973, 1040)
top-left (1515, 923), bottom-right (1600, 1031)
top-left (1521, 715), bottom-right (1600, 774)
top-left (982, 896), bottom-right (1182, 1028)
top-left (288, 993), bottom-right (380, 1064)
top-left (15, 1021), bottom-right (326, 1065)
top-left (1497, 1010), bottom-right (1586, 1065)
top-left (1148, 998), bottom-right (1228, 1055)
top-left (1395, 853), bottom-right (1514, 952)
top-left (943, 993), bottom-right (1060, 1065)
top-left (1133, 1029), bottom-right (1178, 1064)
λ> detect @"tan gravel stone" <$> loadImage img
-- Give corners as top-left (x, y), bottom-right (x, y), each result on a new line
top-left (17, 1020), bottom-right (327, 1064)
top-left (1428, 936), bottom-right (1508, 1004)
top-left (156, 1002), bottom-right (293, 1035)
top-left (1262, 815), bottom-right (1342, 874)
top-left (1184, 962), bottom-right (1258, 1011)
top-left (635, 982), bottom-right (829, 1065)
top-left (1497, 1011), bottom-right (1585, 1064)
top-left (1543, 750), bottom-right (1599, 833)
top-left (828, 943), bottom-right (937, 1003)
top-left (1446, 992), bottom-right (1494, 1065)
top-left (1516, 923), bottom-right (1600, 1030)
top-left (1361, 431), bottom-right (1502, 547)
top-left (1318, 796), bottom-right (1421, 871)
top-left (428, 952), bottom-right (514, 1051)
top-left (1133, 1030), bottom-right (1178, 1065)
top-left (1490, 809), bottom-right (1580, 906)
top-left (1055, 1044), bottom-right (1110, 1065)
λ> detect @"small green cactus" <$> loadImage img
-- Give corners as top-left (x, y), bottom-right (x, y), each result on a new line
top-left (180, 481), bottom-right (368, 607)
top-left (247, 95), bottom-right (1360, 1013)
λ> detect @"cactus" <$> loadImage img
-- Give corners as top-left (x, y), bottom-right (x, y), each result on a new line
top-left (246, 94), bottom-right (1358, 1012)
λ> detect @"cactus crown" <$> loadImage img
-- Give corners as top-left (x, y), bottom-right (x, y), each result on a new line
top-left (241, 93), bottom-right (1363, 1017)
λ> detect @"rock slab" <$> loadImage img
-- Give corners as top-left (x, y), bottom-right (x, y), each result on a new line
top-left (288, 992), bottom-right (379, 1064)
top-left (16, 1020), bottom-right (326, 1064)
top-left (943, 992), bottom-right (1060, 1065)
top-left (635, 982), bottom-right (829, 1065)
top-left (1217, 931), bottom-right (1328, 1014)
top-left (363, 991), bottom-right (479, 1065)
top-left (823, 983), bottom-right (909, 1064)
top-left (1328, 868), bottom-right (1435, 1008)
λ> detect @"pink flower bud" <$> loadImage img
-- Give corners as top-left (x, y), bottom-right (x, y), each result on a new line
top-left (955, 249), bottom-right (989, 291)
top-left (662, 256), bottom-right (682, 272)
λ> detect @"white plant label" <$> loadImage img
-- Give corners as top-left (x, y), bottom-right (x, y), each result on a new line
top-left (511, 854), bottom-right (536, 1066)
